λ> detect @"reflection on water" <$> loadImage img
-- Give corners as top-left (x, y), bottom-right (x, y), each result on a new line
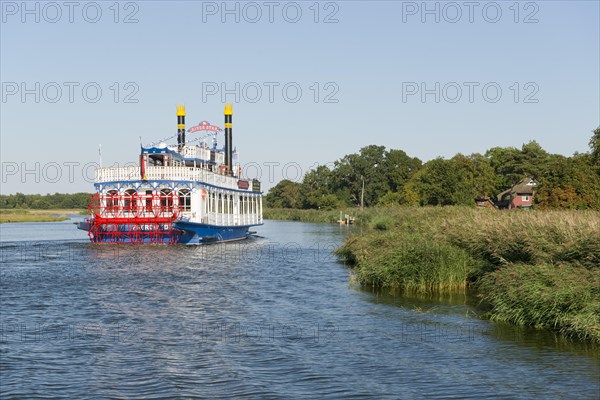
top-left (364, 287), bottom-right (600, 360)
top-left (0, 219), bottom-right (598, 399)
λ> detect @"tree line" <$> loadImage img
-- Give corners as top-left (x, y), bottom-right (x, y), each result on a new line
top-left (266, 128), bottom-right (600, 210)
top-left (0, 192), bottom-right (91, 209)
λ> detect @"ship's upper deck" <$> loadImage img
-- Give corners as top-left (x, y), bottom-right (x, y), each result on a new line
top-left (96, 103), bottom-right (259, 193)
top-left (95, 165), bottom-right (258, 192)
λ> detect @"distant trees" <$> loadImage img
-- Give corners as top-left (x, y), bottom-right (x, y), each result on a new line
top-left (535, 153), bottom-right (600, 209)
top-left (0, 193), bottom-right (91, 209)
top-left (265, 129), bottom-right (600, 211)
top-left (6, 129), bottom-right (599, 212)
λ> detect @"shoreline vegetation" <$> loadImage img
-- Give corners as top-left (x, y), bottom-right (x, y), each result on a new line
top-left (262, 131), bottom-right (599, 342)
top-left (0, 193), bottom-right (90, 223)
top-left (0, 209), bottom-right (85, 224)
top-left (265, 206), bottom-right (600, 342)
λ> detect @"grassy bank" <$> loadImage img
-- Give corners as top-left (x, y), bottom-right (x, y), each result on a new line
top-left (334, 207), bottom-right (600, 342)
top-left (0, 209), bottom-right (84, 223)
top-left (264, 207), bottom-right (353, 223)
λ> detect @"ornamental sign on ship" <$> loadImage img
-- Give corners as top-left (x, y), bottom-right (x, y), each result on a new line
top-left (77, 104), bottom-right (263, 244)
top-left (188, 121), bottom-right (222, 133)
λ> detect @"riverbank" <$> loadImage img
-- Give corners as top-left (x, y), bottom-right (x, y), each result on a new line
top-left (0, 209), bottom-right (85, 223)
top-left (333, 206), bottom-right (600, 342)
top-left (265, 207), bottom-right (600, 341)
top-left (264, 208), bottom-right (347, 223)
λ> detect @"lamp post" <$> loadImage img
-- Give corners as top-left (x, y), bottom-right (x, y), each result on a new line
top-left (360, 175), bottom-right (365, 211)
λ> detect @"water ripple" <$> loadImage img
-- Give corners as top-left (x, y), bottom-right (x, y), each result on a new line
top-left (1, 221), bottom-right (599, 398)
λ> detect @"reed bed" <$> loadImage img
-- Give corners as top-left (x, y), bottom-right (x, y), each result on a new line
top-left (479, 263), bottom-right (600, 341)
top-left (335, 206), bottom-right (600, 341)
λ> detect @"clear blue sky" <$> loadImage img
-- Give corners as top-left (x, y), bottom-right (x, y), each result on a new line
top-left (1, 0), bottom-right (599, 194)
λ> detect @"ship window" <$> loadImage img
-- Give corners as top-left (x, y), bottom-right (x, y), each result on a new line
top-left (106, 190), bottom-right (118, 212)
top-left (124, 189), bottom-right (137, 212)
top-left (160, 189), bottom-right (173, 211)
top-left (179, 189), bottom-right (191, 212)
top-left (145, 190), bottom-right (153, 210)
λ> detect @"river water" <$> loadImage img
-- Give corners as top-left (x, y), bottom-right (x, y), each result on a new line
top-left (1, 218), bottom-right (599, 399)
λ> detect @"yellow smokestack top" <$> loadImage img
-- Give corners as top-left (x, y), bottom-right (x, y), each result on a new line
top-left (224, 103), bottom-right (233, 115)
top-left (176, 104), bottom-right (186, 116)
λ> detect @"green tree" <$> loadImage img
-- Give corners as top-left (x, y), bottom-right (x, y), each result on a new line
top-left (331, 145), bottom-right (389, 207)
top-left (298, 165), bottom-right (340, 209)
top-left (590, 126), bottom-right (600, 168)
top-left (265, 180), bottom-right (301, 208)
top-left (486, 141), bottom-right (550, 192)
top-left (536, 153), bottom-right (600, 210)
top-left (382, 149), bottom-right (422, 192)
top-left (32, 199), bottom-right (51, 209)
top-left (451, 153), bottom-right (497, 198)
top-left (413, 158), bottom-right (472, 206)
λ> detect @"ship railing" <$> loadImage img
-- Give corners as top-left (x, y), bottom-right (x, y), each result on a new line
top-left (204, 212), bottom-right (261, 227)
top-left (95, 166), bottom-right (140, 183)
top-left (95, 166), bottom-right (255, 191)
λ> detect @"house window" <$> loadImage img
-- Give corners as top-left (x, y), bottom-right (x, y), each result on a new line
top-left (522, 195), bottom-right (530, 201)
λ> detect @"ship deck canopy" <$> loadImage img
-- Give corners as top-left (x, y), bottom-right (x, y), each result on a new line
top-left (183, 157), bottom-right (215, 166)
top-left (142, 146), bottom-right (184, 163)
top-left (142, 146), bottom-right (182, 156)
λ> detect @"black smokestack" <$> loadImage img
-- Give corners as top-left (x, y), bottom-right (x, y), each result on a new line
top-left (224, 103), bottom-right (233, 174)
top-left (177, 104), bottom-right (186, 152)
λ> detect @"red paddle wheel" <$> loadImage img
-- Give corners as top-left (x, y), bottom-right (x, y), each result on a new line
top-left (86, 191), bottom-right (181, 244)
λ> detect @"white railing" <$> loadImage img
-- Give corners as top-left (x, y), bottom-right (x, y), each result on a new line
top-left (204, 212), bottom-right (262, 226)
top-left (95, 167), bottom-right (141, 182)
top-left (182, 146), bottom-right (211, 160)
top-left (95, 166), bottom-right (253, 192)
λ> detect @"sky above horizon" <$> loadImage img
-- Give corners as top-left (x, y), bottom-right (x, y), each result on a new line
top-left (1, 0), bottom-right (599, 194)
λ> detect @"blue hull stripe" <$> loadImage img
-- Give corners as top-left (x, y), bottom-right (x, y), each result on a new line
top-left (174, 221), bottom-right (262, 244)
